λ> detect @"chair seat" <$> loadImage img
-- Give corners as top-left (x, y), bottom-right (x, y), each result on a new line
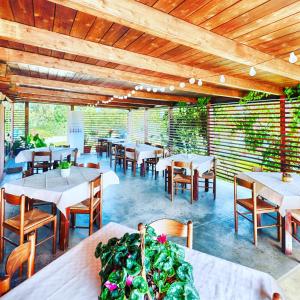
top-left (33, 162), bottom-right (52, 168)
top-left (174, 174), bottom-right (192, 184)
top-left (201, 170), bottom-right (215, 179)
top-left (70, 198), bottom-right (101, 212)
top-left (4, 209), bottom-right (54, 232)
top-left (237, 198), bottom-right (277, 212)
top-left (291, 209), bottom-right (300, 222)
top-left (146, 158), bottom-right (158, 164)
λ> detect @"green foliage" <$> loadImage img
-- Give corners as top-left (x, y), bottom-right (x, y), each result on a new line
top-left (240, 91), bottom-right (270, 104)
top-left (58, 161), bottom-right (71, 169)
top-left (95, 227), bottom-right (200, 300)
top-left (20, 133), bottom-right (47, 149)
top-left (284, 84), bottom-right (300, 102)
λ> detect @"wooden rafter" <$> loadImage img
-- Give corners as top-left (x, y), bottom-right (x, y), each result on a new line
top-left (0, 19), bottom-right (283, 95)
top-left (48, 0), bottom-right (300, 81)
top-left (0, 47), bottom-right (243, 99)
top-left (9, 75), bottom-right (195, 103)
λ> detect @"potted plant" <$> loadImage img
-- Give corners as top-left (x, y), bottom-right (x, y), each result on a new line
top-left (12, 139), bottom-right (25, 156)
top-left (58, 161), bottom-right (72, 178)
top-left (95, 225), bottom-right (200, 300)
top-left (84, 135), bottom-right (92, 153)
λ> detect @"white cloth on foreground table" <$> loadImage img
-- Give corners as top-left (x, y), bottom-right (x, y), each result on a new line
top-left (2, 222), bottom-right (283, 300)
top-left (3, 166), bottom-right (119, 216)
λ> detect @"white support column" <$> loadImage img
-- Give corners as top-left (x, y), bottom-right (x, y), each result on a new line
top-left (0, 102), bottom-right (5, 180)
top-left (144, 108), bottom-right (148, 143)
top-left (127, 109), bottom-right (132, 141)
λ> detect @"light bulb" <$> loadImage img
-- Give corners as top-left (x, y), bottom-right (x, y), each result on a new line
top-left (160, 87), bottom-right (165, 92)
top-left (289, 52), bottom-right (298, 64)
top-left (169, 85), bottom-right (175, 91)
top-left (189, 78), bottom-right (196, 84)
top-left (135, 86), bottom-right (139, 90)
top-left (139, 85), bottom-right (144, 90)
top-left (132, 90), bottom-right (136, 94)
top-left (128, 93), bottom-right (131, 97)
top-left (220, 75), bottom-right (225, 83)
top-left (153, 88), bottom-right (158, 93)
top-left (249, 66), bottom-right (256, 76)
top-left (124, 96), bottom-right (127, 99)
top-left (197, 79), bottom-right (202, 86)
top-left (147, 87), bottom-right (151, 92)
top-left (179, 82), bottom-right (185, 88)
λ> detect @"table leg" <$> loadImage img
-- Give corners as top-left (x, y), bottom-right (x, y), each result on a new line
top-left (193, 170), bottom-right (199, 201)
top-left (59, 208), bottom-right (70, 251)
top-left (167, 166), bottom-right (172, 194)
top-left (141, 160), bottom-right (145, 177)
top-left (282, 211), bottom-right (293, 255)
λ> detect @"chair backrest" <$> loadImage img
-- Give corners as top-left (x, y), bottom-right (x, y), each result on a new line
top-left (145, 142), bottom-right (152, 145)
top-left (139, 219), bottom-right (193, 248)
top-left (125, 147), bottom-right (136, 159)
top-left (155, 149), bottom-right (164, 159)
top-left (0, 233), bottom-right (36, 296)
top-left (172, 160), bottom-right (192, 170)
top-left (272, 293), bottom-right (282, 300)
top-left (234, 176), bottom-right (256, 207)
top-left (252, 166), bottom-right (263, 172)
top-left (86, 162), bottom-right (100, 169)
top-left (89, 174), bottom-right (103, 209)
top-left (76, 163), bottom-right (85, 167)
top-left (22, 168), bottom-right (33, 178)
top-left (32, 151), bottom-right (52, 163)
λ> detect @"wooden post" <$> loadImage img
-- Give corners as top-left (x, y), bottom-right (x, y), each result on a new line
top-left (25, 102), bottom-right (29, 137)
top-left (0, 102), bottom-right (4, 180)
top-left (144, 108), bottom-right (148, 143)
top-left (280, 95), bottom-right (286, 172)
top-left (70, 105), bottom-right (74, 111)
top-left (207, 101), bottom-right (211, 156)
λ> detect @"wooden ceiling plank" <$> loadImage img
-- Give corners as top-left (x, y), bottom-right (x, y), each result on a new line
top-left (33, 0), bottom-right (55, 31)
top-left (0, 47), bottom-right (243, 98)
top-left (46, 0), bottom-right (300, 81)
top-left (0, 20), bottom-right (284, 94)
top-left (0, 0), bottom-right (14, 20)
top-left (9, 0), bottom-right (34, 26)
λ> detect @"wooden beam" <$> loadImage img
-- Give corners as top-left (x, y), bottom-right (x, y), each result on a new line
top-left (0, 47), bottom-right (242, 99)
top-left (49, 0), bottom-right (300, 81)
top-left (0, 19), bottom-right (282, 94)
top-left (0, 63), bottom-right (7, 77)
top-left (9, 75), bottom-right (195, 103)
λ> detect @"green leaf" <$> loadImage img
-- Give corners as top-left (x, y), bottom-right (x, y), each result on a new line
top-left (176, 262), bottom-right (194, 282)
top-left (132, 276), bottom-right (148, 294)
top-left (129, 289), bottom-right (145, 300)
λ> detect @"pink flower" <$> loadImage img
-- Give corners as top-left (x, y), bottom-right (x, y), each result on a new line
top-left (126, 275), bottom-right (134, 286)
top-left (157, 234), bottom-right (167, 244)
top-left (104, 281), bottom-right (118, 292)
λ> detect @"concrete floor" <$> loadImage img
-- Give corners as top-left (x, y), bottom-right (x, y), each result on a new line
top-left (1, 153), bottom-right (300, 288)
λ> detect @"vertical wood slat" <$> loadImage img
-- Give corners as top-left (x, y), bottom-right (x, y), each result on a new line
top-left (144, 108), bottom-right (148, 143)
top-left (25, 102), bottom-right (29, 137)
top-left (0, 103), bottom-right (4, 180)
top-left (280, 95), bottom-right (287, 172)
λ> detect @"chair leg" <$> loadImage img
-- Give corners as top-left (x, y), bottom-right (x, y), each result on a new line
top-left (19, 234), bottom-right (25, 276)
top-left (213, 177), bottom-right (216, 200)
top-left (89, 215), bottom-right (93, 236)
top-left (71, 213), bottom-right (76, 228)
top-left (99, 201), bottom-right (102, 229)
top-left (253, 213), bottom-right (258, 246)
top-left (277, 213), bottom-right (282, 242)
top-left (52, 218), bottom-right (57, 254)
top-left (0, 233), bottom-right (4, 263)
top-left (234, 207), bottom-right (238, 233)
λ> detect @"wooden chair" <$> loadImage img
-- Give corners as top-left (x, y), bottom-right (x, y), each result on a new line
top-left (76, 162), bottom-right (100, 169)
top-left (0, 233), bottom-right (36, 296)
top-left (234, 176), bottom-right (281, 246)
top-left (145, 149), bottom-right (164, 179)
top-left (70, 175), bottom-right (103, 235)
top-left (111, 144), bottom-right (125, 171)
top-left (138, 219), bottom-right (193, 249)
top-left (199, 158), bottom-right (217, 200)
top-left (124, 147), bottom-right (137, 176)
top-left (97, 139), bottom-right (108, 158)
top-left (144, 142), bottom-right (152, 146)
top-left (67, 148), bottom-right (78, 166)
top-left (273, 293), bottom-right (282, 300)
top-left (31, 151), bottom-right (53, 173)
top-left (0, 188), bottom-right (57, 264)
top-left (171, 161), bottom-right (194, 204)
top-left (291, 209), bottom-right (300, 243)
top-left (22, 169), bottom-right (56, 215)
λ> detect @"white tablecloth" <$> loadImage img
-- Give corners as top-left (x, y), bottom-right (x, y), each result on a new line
top-left (3, 167), bottom-right (119, 216)
top-left (156, 153), bottom-right (214, 175)
top-left (121, 143), bottom-right (164, 165)
top-left (103, 138), bottom-right (126, 144)
top-left (237, 172), bottom-right (300, 216)
top-left (2, 222), bottom-right (282, 300)
top-left (15, 147), bottom-right (74, 163)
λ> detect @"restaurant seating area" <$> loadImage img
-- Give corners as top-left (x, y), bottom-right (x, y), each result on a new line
top-left (0, 1), bottom-right (299, 299)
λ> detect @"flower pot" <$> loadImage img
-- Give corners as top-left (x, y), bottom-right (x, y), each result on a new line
top-left (84, 146), bottom-right (92, 153)
top-left (61, 168), bottom-right (70, 178)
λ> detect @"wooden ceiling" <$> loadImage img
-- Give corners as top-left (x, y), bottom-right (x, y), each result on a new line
top-left (0, 0), bottom-right (299, 108)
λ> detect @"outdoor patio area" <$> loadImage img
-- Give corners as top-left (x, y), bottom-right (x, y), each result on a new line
top-left (0, 1), bottom-right (300, 300)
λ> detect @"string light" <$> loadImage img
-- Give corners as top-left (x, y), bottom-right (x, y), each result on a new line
top-left (220, 75), bottom-right (225, 83)
top-left (249, 66), bottom-right (256, 77)
top-left (189, 78), bottom-right (196, 84)
top-left (289, 52), bottom-right (298, 64)
top-left (160, 87), bottom-right (165, 92)
top-left (147, 87), bottom-right (151, 92)
top-left (128, 93), bottom-right (131, 97)
top-left (132, 90), bottom-right (136, 94)
top-left (169, 85), bottom-right (175, 91)
top-left (135, 86), bottom-right (139, 90)
top-left (139, 85), bottom-right (144, 90)
top-left (179, 82), bottom-right (185, 88)
top-left (197, 79), bottom-right (202, 86)
top-left (153, 88), bottom-right (158, 93)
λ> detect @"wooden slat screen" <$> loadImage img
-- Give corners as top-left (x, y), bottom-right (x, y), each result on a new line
top-left (4, 103), bottom-right (12, 139)
top-left (13, 102), bottom-right (25, 140)
top-left (148, 107), bottom-right (168, 146)
top-left (129, 109), bottom-right (145, 142)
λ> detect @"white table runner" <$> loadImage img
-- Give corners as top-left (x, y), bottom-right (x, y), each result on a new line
top-left (237, 172), bottom-right (300, 216)
top-left (15, 147), bottom-right (74, 163)
top-left (156, 153), bottom-right (214, 175)
top-left (3, 167), bottom-right (119, 216)
top-left (2, 222), bottom-right (283, 300)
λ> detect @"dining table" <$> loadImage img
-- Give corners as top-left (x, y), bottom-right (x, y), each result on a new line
top-left (156, 153), bottom-right (215, 200)
top-left (3, 166), bottom-right (119, 250)
top-left (15, 146), bottom-right (74, 164)
top-left (1, 222), bottom-right (283, 300)
top-left (237, 172), bottom-right (300, 255)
